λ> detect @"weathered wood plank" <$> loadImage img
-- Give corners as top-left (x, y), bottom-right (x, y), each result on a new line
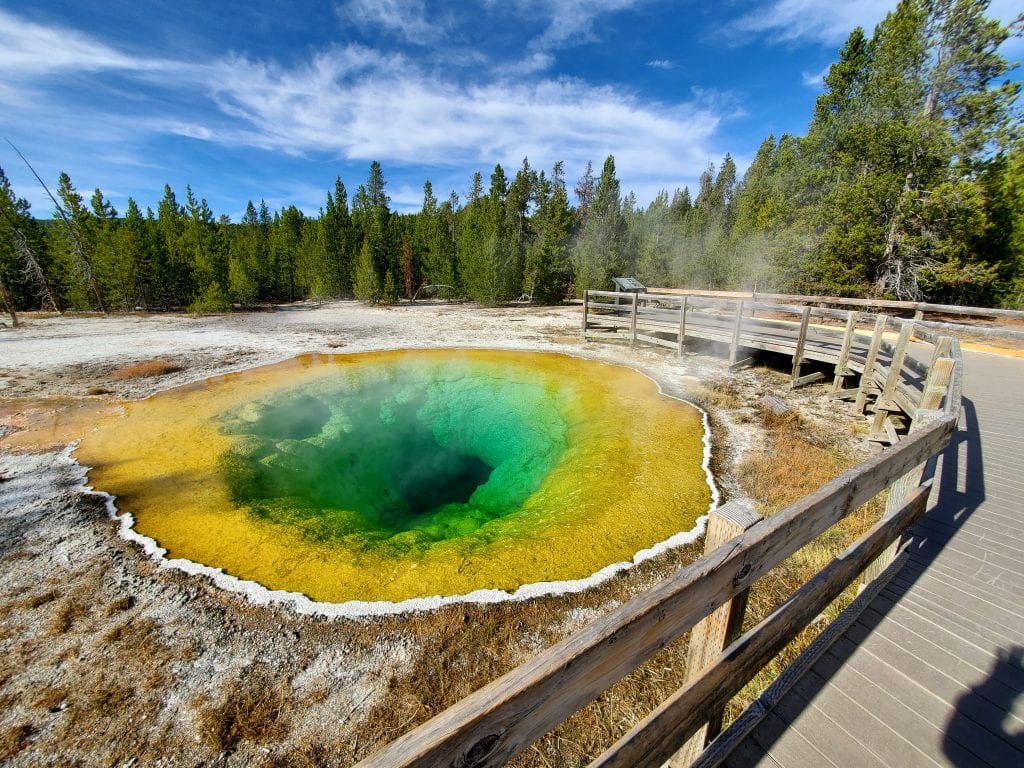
top-left (677, 296), bottom-right (688, 356)
top-left (869, 322), bottom-right (914, 437)
top-left (729, 301), bottom-right (745, 365)
top-left (630, 293), bottom-right (639, 345)
top-left (674, 504), bottom-right (761, 765)
top-left (791, 371), bottom-right (825, 388)
top-left (789, 306), bottom-right (811, 385)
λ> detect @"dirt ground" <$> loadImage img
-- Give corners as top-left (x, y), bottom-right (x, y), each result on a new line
top-left (0, 300), bottom-right (876, 766)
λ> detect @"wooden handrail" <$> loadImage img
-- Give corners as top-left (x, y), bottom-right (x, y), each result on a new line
top-left (358, 293), bottom-right (964, 768)
top-left (649, 287), bottom-right (1024, 320)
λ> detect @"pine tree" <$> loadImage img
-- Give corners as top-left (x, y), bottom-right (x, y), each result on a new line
top-left (528, 161), bottom-right (573, 303)
top-left (322, 179), bottom-right (353, 295)
top-left (182, 185), bottom-right (228, 310)
top-left (399, 232), bottom-right (414, 300)
top-left (156, 185), bottom-right (190, 308)
top-left (572, 155), bottom-right (625, 294)
top-left (52, 172), bottom-right (105, 311)
top-left (352, 235), bottom-right (380, 303)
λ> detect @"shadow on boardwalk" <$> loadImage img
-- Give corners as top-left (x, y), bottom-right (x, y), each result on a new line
top-left (943, 645), bottom-right (1024, 765)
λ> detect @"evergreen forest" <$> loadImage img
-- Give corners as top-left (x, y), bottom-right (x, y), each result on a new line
top-left (2, 0), bottom-right (1023, 316)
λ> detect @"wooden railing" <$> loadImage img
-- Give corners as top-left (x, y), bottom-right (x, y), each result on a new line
top-left (355, 292), bottom-right (963, 768)
top-left (648, 287), bottom-right (1024, 321)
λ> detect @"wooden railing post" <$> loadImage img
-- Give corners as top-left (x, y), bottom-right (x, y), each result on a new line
top-left (729, 301), bottom-right (744, 366)
top-left (869, 322), bottom-right (914, 442)
top-left (853, 314), bottom-right (888, 413)
top-left (677, 296), bottom-right (688, 357)
top-left (830, 311), bottom-right (858, 395)
top-left (862, 354), bottom-right (955, 585)
top-left (582, 290), bottom-right (590, 339)
top-left (672, 503), bottom-right (761, 766)
top-left (630, 292), bottom-right (639, 346)
top-left (789, 306), bottom-right (812, 387)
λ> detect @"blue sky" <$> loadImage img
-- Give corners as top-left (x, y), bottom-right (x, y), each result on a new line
top-left (1, 1), bottom-right (1020, 220)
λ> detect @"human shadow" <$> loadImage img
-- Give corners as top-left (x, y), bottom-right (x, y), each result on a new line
top-left (943, 645), bottom-right (1024, 765)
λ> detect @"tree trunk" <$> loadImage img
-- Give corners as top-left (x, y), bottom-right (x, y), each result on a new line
top-left (0, 276), bottom-right (19, 327)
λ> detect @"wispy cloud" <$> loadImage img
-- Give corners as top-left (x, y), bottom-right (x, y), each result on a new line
top-left (202, 47), bottom-right (720, 173)
top-left (734, 1), bottom-right (893, 45)
top-left (338, 0), bottom-right (439, 45)
top-left (0, 9), bottom-right (166, 74)
top-left (491, 0), bottom-right (647, 73)
top-left (523, 0), bottom-right (646, 49)
top-left (647, 59), bottom-right (673, 70)
top-left (801, 66), bottom-right (829, 87)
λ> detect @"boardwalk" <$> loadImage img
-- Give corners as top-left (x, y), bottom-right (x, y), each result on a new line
top-left (717, 348), bottom-right (1024, 767)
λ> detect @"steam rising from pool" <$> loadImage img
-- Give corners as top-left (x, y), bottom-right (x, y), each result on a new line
top-left (76, 349), bottom-right (715, 610)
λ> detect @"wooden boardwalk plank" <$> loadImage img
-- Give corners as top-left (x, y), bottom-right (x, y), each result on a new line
top-left (787, 668), bottom-right (943, 768)
top-left (754, 685), bottom-right (875, 768)
top-left (886, 575), bottom-right (1024, 638)
top-left (910, 522), bottom-right (1024, 567)
top-left (894, 563), bottom-right (1024, 621)
top-left (855, 606), bottom-right (1024, 718)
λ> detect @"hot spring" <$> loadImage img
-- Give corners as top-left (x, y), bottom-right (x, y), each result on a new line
top-left (74, 349), bottom-right (715, 608)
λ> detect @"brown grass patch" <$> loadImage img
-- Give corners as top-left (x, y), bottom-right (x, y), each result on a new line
top-left (736, 406), bottom-right (845, 516)
top-left (0, 723), bottom-right (34, 760)
top-left (111, 359), bottom-right (183, 379)
top-left (725, 400), bottom-right (884, 721)
top-left (197, 667), bottom-right (291, 751)
top-left (32, 686), bottom-right (69, 713)
top-left (103, 595), bottom-right (135, 616)
top-left (47, 597), bottom-right (91, 635)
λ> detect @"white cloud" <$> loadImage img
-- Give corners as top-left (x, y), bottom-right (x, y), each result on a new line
top-left (525, 0), bottom-right (645, 49)
top-left (197, 47), bottom-right (720, 177)
top-left (0, 9), bottom-right (166, 75)
top-left (647, 59), bottom-right (673, 70)
top-left (801, 66), bottom-right (829, 87)
top-left (339, 0), bottom-right (438, 45)
top-left (487, 0), bottom-right (647, 73)
top-left (737, 0), bottom-right (1024, 48)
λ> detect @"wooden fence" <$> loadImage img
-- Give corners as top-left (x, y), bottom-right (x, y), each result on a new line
top-left (355, 291), bottom-right (962, 768)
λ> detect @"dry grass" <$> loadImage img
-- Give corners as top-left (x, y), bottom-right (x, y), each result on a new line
top-left (724, 400), bottom-right (885, 721)
top-left (110, 359), bottom-right (183, 379)
top-left (0, 723), bottom-right (34, 760)
top-left (196, 667), bottom-right (292, 752)
top-left (736, 406), bottom-right (845, 515)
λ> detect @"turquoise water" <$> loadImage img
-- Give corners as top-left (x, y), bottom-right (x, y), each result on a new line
top-left (218, 357), bottom-right (571, 548)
